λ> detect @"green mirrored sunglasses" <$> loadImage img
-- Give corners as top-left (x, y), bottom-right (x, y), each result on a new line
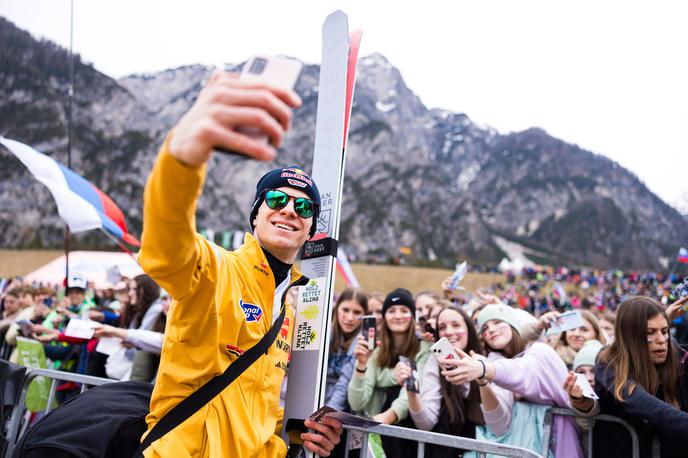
top-left (264, 189), bottom-right (318, 218)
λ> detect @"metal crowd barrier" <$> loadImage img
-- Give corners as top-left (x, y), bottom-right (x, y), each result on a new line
top-left (3, 367), bottom-right (113, 458)
top-left (1, 372), bottom-right (665, 458)
top-left (341, 423), bottom-right (542, 458)
top-left (543, 407), bottom-right (643, 458)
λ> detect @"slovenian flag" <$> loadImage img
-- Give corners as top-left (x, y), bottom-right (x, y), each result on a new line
top-left (678, 247), bottom-right (688, 264)
top-left (0, 137), bottom-right (139, 247)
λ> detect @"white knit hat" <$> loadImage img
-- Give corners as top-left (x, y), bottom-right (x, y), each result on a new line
top-left (573, 340), bottom-right (603, 371)
top-left (477, 303), bottom-right (522, 335)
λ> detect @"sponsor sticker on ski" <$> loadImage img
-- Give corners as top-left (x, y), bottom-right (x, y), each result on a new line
top-left (293, 278), bottom-right (327, 351)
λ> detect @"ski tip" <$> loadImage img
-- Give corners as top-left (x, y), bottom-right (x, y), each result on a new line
top-left (324, 10), bottom-right (348, 27)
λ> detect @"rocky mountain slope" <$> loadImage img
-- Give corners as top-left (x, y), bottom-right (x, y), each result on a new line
top-left (1, 17), bottom-right (686, 269)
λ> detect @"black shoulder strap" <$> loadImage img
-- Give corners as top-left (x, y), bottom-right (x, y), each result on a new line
top-left (135, 304), bottom-right (286, 456)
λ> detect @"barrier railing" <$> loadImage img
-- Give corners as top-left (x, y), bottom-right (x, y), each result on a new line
top-left (543, 407), bottom-right (641, 458)
top-left (3, 367), bottom-right (113, 458)
top-left (341, 423), bottom-right (543, 458)
top-left (2, 371), bottom-right (664, 458)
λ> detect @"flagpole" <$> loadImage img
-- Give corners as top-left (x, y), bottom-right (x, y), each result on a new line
top-left (99, 229), bottom-right (139, 263)
top-left (64, 0), bottom-right (75, 287)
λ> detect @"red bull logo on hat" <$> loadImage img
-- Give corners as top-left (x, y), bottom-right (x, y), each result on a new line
top-left (280, 170), bottom-right (313, 186)
top-left (240, 299), bottom-right (263, 322)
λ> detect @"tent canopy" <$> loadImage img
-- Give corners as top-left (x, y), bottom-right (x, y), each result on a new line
top-left (23, 251), bottom-right (143, 289)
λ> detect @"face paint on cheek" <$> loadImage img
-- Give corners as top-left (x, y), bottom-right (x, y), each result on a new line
top-left (402, 312), bottom-right (413, 321)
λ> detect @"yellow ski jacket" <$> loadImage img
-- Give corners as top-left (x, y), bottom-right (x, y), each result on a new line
top-left (139, 141), bottom-right (306, 457)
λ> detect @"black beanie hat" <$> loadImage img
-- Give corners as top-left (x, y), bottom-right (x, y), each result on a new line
top-left (249, 166), bottom-right (321, 238)
top-left (382, 288), bottom-right (416, 317)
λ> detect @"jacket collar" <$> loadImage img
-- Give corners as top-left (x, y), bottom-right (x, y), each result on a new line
top-left (240, 233), bottom-right (304, 285)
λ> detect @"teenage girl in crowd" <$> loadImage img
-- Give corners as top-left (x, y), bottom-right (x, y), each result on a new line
top-left (367, 292), bottom-right (384, 332)
top-left (399, 305), bottom-right (488, 458)
top-left (348, 288), bottom-right (431, 457)
top-left (325, 288), bottom-right (368, 411)
top-left (595, 296), bottom-right (688, 457)
top-left (553, 310), bottom-right (606, 369)
top-left (443, 303), bottom-right (583, 458)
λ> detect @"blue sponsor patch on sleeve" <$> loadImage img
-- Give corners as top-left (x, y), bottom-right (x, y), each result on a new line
top-left (240, 299), bottom-right (263, 322)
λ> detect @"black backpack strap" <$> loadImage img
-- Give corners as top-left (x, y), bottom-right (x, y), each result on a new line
top-left (135, 304), bottom-right (286, 456)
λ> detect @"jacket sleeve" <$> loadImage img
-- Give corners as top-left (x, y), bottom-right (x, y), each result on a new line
top-left (519, 321), bottom-right (542, 342)
top-left (328, 354), bottom-right (355, 411)
top-left (125, 329), bottom-right (164, 353)
top-left (389, 384), bottom-right (409, 423)
top-left (491, 342), bottom-right (569, 407)
top-left (481, 381), bottom-right (515, 436)
top-left (596, 361), bottom-right (688, 435)
top-left (409, 355), bottom-right (442, 430)
top-left (347, 350), bottom-right (380, 413)
top-left (102, 311), bottom-right (120, 326)
top-left (138, 136), bottom-right (210, 301)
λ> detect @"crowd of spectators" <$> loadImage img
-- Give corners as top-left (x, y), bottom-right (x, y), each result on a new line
top-left (1, 265), bottom-right (687, 457)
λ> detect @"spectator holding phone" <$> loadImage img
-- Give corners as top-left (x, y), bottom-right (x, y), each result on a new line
top-left (325, 288), bottom-right (368, 411)
top-left (348, 288), bottom-right (430, 456)
top-left (403, 305), bottom-right (487, 458)
top-left (443, 303), bottom-right (583, 458)
top-left (594, 296), bottom-right (688, 457)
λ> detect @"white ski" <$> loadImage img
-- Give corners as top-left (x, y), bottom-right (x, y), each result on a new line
top-left (283, 10), bottom-right (363, 458)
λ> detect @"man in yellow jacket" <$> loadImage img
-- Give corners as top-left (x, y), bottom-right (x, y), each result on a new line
top-left (138, 70), bottom-right (343, 457)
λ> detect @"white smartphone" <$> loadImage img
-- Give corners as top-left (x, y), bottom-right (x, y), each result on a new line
top-left (237, 56), bottom-right (303, 143)
top-left (216, 55), bottom-right (303, 155)
top-left (240, 55), bottom-right (303, 89)
top-left (430, 337), bottom-right (459, 365)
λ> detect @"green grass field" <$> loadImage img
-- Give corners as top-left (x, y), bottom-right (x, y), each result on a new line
top-left (0, 249), bottom-right (502, 295)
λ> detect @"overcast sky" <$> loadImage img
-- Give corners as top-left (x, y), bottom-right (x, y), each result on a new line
top-left (2, 0), bottom-right (686, 212)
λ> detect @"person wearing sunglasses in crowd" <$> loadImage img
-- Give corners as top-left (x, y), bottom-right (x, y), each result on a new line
top-left (442, 304), bottom-right (583, 458)
top-left (137, 71), bottom-right (342, 457)
top-left (594, 296), bottom-right (688, 458)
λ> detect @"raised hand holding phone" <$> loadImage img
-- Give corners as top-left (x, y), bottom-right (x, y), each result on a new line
top-left (430, 337), bottom-right (460, 367)
top-left (360, 315), bottom-right (377, 351)
top-left (227, 56), bottom-right (303, 150)
top-left (168, 63), bottom-right (302, 166)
